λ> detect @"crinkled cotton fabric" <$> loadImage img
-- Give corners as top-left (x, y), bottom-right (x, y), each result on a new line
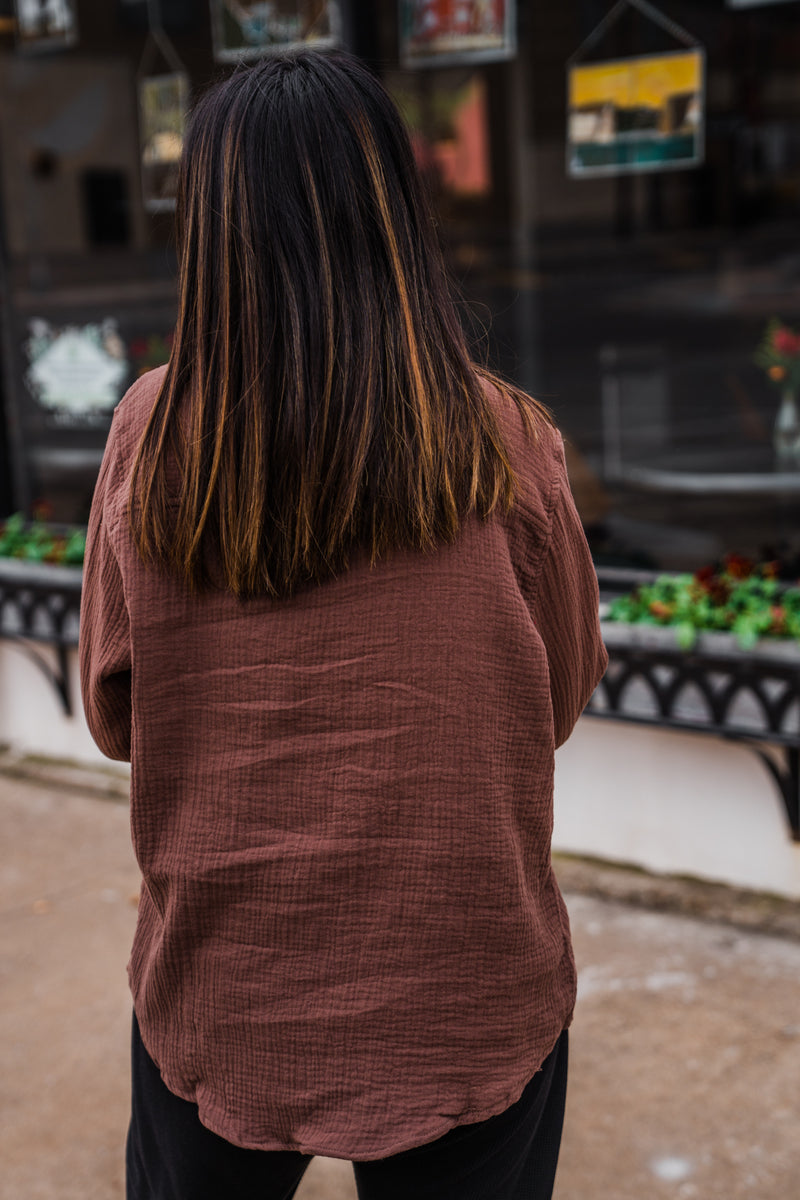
top-left (80, 365), bottom-right (607, 1160)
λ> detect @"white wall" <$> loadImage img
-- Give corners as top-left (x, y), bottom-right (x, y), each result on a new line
top-left (0, 641), bottom-right (115, 768)
top-left (555, 718), bottom-right (800, 900)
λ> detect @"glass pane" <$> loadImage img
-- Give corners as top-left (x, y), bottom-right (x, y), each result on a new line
top-left (376, 0), bottom-right (800, 573)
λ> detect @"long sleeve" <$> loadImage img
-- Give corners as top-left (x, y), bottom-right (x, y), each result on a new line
top-left (79, 415), bottom-right (132, 762)
top-left (532, 435), bottom-right (607, 747)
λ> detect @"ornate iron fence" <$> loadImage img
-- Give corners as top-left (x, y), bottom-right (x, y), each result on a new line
top-left (0, 561), bottom-right (82, 715)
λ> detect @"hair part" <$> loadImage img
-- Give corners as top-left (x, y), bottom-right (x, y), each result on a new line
top-left (129, 49), bottom-right (551, 598)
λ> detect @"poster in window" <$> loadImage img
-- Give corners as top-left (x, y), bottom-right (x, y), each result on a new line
top-left (139, 73), bottom-right (189, 213)
top-left (567, 49), bottom-right (704, 177)
top-left (392, 74), bottom-right (491, 197)
top-left (15, 0), bottom-right (77, 51)
top-left (24, 320), bottom-right (128, 426)
top-left (399, 0), bottom-right (516, 69)
top-left (211, 0), bottom-right (342, 62)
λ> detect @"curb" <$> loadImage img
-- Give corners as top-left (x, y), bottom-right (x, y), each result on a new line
top-left (0, 748), bottom-right (130, 803)
top-left (554, 853), bottom-right (800, 942)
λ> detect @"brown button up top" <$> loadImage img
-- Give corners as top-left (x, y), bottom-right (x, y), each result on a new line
top-left (79, 365), bottom-right (607, 1160)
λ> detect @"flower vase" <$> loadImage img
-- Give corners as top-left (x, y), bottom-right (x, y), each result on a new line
top-left (773, 388), bottom-right (800, 469)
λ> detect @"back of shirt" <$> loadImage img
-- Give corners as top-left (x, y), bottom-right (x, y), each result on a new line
top-left (80, 364), bottom-right (607, 1160)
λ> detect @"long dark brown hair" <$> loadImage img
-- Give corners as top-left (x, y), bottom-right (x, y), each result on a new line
top-left (129, 49), bottom-right (550, 598)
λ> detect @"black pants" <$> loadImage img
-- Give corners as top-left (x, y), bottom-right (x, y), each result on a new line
top-left (127, 1013), bottom-right (568, 1200)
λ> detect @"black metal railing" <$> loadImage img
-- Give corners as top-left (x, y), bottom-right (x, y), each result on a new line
top-left (0, 561), bottom-right (82, 715)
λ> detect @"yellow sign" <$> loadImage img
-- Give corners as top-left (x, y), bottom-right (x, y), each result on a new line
top-left (568, 49), bottom-right (704, 176)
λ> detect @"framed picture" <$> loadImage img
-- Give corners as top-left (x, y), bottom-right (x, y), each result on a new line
top-left (391, 73), bottom-right (491, 197)
top-left (399, 0), bottom-right (516, 69)
top-left (15, 0), bottom-right (78, 52)
top-left (24, 320), bottom-right (128, 426)
top-left (139, 73), bottom-right (189, 213)
top-left (210, 0), bottom-right (342, 63)
top-left (567, 48), bottom-right (705, 177)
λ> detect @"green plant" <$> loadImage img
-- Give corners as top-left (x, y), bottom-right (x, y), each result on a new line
top-left (0, 512), bottom-right (86, 565)
top-left (605, 555), bottom-right (800, 650)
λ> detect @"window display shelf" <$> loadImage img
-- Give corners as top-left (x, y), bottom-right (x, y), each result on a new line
top-left (611, 464), bottom-right (800, 495)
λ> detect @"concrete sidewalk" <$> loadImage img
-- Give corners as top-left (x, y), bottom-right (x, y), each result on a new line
top-left (1, 769), bottom-right (799, 1200)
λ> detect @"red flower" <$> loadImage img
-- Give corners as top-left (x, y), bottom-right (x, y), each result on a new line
top-left (709, 580), bottom-right (731, 606)
top-left (693, 565), bottom-right (715, 590)
top-left (723, 553), bottom-right (753, 580)
top-left (649, 600), bottom-right (673, 621)
top-left (31, 499), bottom-right (53, 522)
top-left (770, 606), bottom-right (786, 634)
top-left (771, 327), bottom-right (800, 357)
top-left (44, 535), bottom-right (66, 563)
top-left (693, 564), bottom-right (731, 605)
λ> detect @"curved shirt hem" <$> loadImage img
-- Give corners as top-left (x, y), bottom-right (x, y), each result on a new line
top-left (137, 1024), bottom-right (570, 1162)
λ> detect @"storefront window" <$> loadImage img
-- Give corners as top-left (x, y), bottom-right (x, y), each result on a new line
top-left (1, 0), bottom-right (800, 571)
top-left (384, 0), bottom-right (800, 570)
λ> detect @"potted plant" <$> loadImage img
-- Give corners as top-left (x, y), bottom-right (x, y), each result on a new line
top-left (0, 510), bottom-right (84, 664)
top-left (0, 510), bottom-right (85, 589)
top-left (601, 555), bottom-right (800, 663)
top-left (754, 319), bottom-right (800, 469)
top-left (0, 510), bottom-right (85, 567)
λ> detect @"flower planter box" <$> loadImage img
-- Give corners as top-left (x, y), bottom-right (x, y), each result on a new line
top-left (590, 608), bottom-right (800, 841)
top-left (600, 616), bottom-right (800, 667)
top-left (0, 556), bottom-right (83, 586)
